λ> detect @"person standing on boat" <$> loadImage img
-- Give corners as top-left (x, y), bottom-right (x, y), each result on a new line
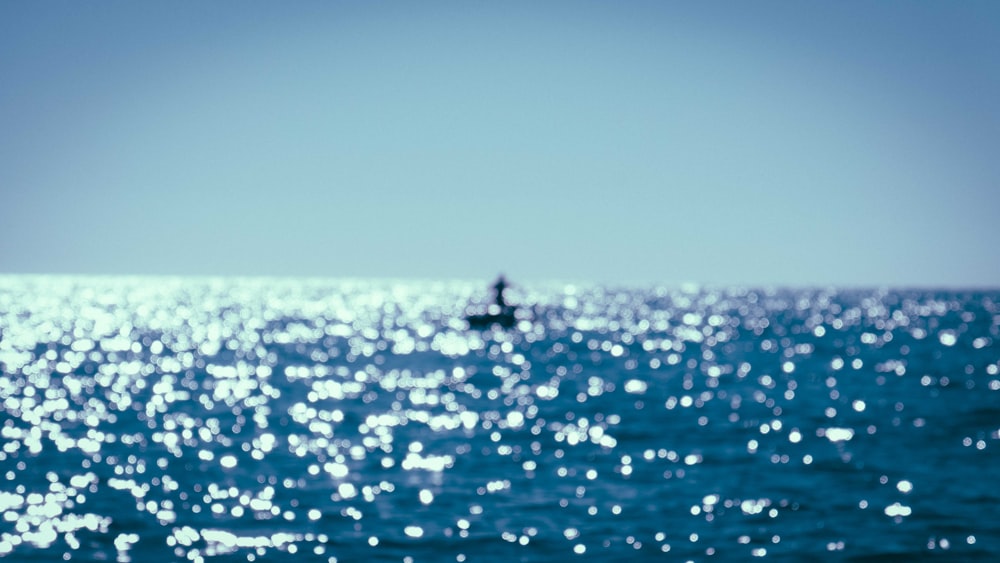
top-left (493, 275), bottom-right (508, 308)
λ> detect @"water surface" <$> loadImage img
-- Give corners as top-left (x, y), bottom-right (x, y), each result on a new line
top-left (1, 277), bottom-right (997, 561)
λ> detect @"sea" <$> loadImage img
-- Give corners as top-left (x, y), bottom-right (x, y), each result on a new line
top-left (0, 277), bottom-right (998, 562)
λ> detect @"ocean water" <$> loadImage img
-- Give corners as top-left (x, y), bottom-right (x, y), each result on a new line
top-left (0, 277), bottom-right (998, 562)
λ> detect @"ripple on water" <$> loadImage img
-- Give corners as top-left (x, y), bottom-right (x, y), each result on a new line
top-left (0, 278), bottom-right (998, 560)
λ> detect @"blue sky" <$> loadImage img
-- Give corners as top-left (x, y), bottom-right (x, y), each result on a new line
top-left (2, 1), bottom-right (998, 286)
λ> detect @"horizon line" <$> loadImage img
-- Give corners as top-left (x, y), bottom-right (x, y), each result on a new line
top-left (0, 272), bottom-right (997, 292)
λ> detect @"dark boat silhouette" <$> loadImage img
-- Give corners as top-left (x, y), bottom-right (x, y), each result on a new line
top-left (465, 306), bottom-right (516, 329)
top-left (465, 276), bottom-right (518, 329)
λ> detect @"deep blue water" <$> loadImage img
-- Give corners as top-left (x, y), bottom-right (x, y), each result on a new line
top-left (1, 277), bottom-right (998, 562)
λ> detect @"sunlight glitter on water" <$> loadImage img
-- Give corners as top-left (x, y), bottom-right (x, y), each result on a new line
top-left (0, 277), bottom-right (998, 561)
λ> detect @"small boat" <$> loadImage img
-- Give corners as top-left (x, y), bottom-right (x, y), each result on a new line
top-left (465, 275), bottom-right (518, 329)
top-left (465, 305), bottom-right (517, 329)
